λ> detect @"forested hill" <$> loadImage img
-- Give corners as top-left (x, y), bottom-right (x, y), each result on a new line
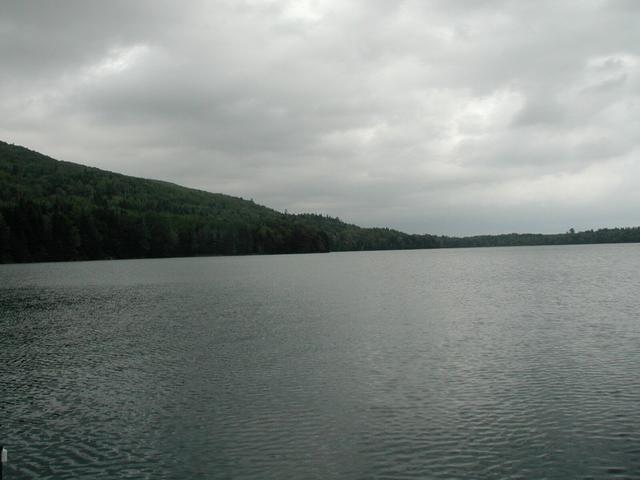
top-left (2, 141), bottom-right (640, 264)
top-left (0, 141), bottom-right (440, 263)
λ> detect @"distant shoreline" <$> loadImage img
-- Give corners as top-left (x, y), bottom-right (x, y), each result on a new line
top-left (2, 239), bottom-right (639, 266)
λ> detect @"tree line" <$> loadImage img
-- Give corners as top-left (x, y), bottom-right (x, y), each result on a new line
top-left (0, 141), bottom-right (439, 263)
top-left (1, 140), bottom-right (639, 264)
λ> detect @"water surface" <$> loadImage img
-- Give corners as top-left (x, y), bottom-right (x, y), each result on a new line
top-left (2, 244), bottom-right (640, 479)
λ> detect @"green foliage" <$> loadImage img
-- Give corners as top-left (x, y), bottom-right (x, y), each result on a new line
top-left (0, 141), bottom-right (438, 263)
top-left (438, 228), bottom-right (640, 248)
top-left (2, 140), bottom-right (639, 264)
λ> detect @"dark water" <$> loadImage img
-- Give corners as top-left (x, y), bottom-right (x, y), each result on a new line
top-left (2, 244), bottom-right (640, 479)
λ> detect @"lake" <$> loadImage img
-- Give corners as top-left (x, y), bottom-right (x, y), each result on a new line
top-left (2, 244), bottom-right (640, 479)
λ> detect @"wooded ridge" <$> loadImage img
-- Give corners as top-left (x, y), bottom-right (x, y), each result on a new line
top-left (1, 140), bottom-right (639, 264)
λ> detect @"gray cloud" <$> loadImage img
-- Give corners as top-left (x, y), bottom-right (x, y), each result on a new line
top-left (1, 0), bottom-right (640, 235)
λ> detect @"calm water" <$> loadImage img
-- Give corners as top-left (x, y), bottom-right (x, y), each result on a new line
top-left (2, 245), bottom-right (640, 479)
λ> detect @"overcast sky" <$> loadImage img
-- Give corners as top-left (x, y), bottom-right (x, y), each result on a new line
top-left (2, 0), bottom-right (639, 235)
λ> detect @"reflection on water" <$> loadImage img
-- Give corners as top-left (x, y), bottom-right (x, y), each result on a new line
top-left (2, 245), bottom-right (640, 479)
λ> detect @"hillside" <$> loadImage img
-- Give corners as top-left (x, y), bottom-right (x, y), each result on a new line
top-left (0, 141), bottom-right (439, 263)
top-left (2, 141), bottom-right (640, 264)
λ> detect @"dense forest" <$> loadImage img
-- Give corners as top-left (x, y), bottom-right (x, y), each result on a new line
top-left (0, 141), bottom-right (440, 263)
top-left (1, 140), bottom-right (639, 264)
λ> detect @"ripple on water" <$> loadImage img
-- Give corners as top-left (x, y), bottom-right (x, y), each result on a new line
top-left (2, 246), bottom-right (640, 479)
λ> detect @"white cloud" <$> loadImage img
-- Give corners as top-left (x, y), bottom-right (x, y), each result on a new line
top-left (87, 45), bottom-right (149, 78)
top-left (1, 0), bottom-right (640, 235)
